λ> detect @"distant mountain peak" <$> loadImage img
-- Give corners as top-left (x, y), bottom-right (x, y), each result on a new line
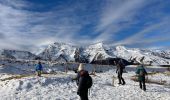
top-left (54, 42), bottom-right (66, 45)
top-left (0, 49), bottom-right (36, 60)
top-left (53, 42), bottom-right (77, 47)
top-left (115, 45), bottom-right (126, 50)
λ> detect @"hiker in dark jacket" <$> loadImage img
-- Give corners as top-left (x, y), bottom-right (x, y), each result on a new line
top-left (136, 64), bottom-right (147, 91)
top-left (35, 61), bottom-right (43, 77)
top-left (76, 63), bottom-right (89, 100)
top-left (115, 59), bottom-right (126, 85)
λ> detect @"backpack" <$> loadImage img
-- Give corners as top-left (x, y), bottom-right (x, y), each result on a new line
top-left (139, 69), bottom-right (145, 76)
top-left (122, 65), bottom-right (125, 69)
top-left (119, 60), bottom-right (125, 69)
top-left (80, 70), bottom-right (93, 88)
top-left (86, 75), bottom-right (93, 88)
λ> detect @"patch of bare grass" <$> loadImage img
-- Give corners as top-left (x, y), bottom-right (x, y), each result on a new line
top-left (164, 71), bottom-right (170, 76)
top-left (0, 74), bottom-right (33, 81)
top-left (131, 75), bottom-right (167, 85)
top-left (167, 67), bottom-right (170, 71)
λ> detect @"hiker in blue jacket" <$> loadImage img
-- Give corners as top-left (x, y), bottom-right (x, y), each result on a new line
top-left (136, 64), bottom-right (147, 91)
top-left (35, 61), bottom-right (43, 77)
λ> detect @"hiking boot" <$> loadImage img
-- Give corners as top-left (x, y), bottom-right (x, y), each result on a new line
top-left (122, 83), bottom-right (126, 85)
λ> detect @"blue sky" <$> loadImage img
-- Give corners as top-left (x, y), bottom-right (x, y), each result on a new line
top-left (0, 0), bottom-right (170, 52)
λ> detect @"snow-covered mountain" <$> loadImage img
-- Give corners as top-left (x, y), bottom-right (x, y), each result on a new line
top-left (81, 42), bottom-right (114, 63)
top-left (0, 49), bottom-right (36, 60)
top-left (0, 64), bottom-right (169, 99)
top-left (38, 42), bottom-right (77, 62)
top-left (37, 42), bottom-right (170, 65)
top-left (0, 42), bottom-right (169, 65)
top-left (112, 46), bottom-right (170, 65)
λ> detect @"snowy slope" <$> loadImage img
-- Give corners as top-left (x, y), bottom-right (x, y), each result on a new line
top-left (0, 42), bottom-right (169, 65)
top-left (37, 42), bottom-right (170, 65)
top-left (82, 42), bottom-right (114, 63)
top-left (0, 63), bottom-right (170, 100)
top-left (38, 42), bottom-right (77, 62)
top-left (111, 46), bottom-right (170, 65)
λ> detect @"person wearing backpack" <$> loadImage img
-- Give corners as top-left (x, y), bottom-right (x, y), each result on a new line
top-left (115, 59), bottom-right (126, 85)
top-left (136, 64), bottom-right (147, 91)
top-left (76, 63), bottom-right (92, 100)
top-left (35, 61), bottom-right (43, 77)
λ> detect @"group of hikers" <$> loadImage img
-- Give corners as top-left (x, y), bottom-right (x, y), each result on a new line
top-left (35, 59), bottom-right (148, 100)
top-left (114, 59), bottom-right (147, 91)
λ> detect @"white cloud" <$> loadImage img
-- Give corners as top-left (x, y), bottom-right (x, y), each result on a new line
top-left (0, 0), bottom-right (170, 52)
top-left (114, 17), bottom-right (170, 46)
top-left (97, 0), bottom-right (144, 31)
top-left (94, 0), bottom-right (147, 42)
top-left (0, 0), bottom-right (85, 52)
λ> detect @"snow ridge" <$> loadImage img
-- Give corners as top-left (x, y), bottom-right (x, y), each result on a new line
top-left (38, 42), bottom-right (170, 65)
top-left (0, 42), bottom-right (170, 65)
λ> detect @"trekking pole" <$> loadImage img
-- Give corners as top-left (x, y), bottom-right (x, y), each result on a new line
top-left (89, 89), bottom-right (90, 96)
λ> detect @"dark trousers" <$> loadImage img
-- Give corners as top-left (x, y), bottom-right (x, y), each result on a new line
top-left (79, 89), bottom-right (88, 100)
top-left (139, 80), bottom-right (146, 91)
top-left (36, 70), bottom-right (42, 77)
top-left (118, 71), bottom-right (125, 84)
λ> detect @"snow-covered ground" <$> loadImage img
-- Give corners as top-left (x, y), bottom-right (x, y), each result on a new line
top-left (0, 62), bottom-right (170, 100)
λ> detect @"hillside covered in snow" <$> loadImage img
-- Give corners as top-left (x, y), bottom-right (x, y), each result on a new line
top-left (0, 42), bottom-right (170, 65)
top-left (37, 42), bottom-right (170, 65)
top-left (0, 49), bottom-right (36, 60)
top-left (0, 61), bottom-right (170, 100)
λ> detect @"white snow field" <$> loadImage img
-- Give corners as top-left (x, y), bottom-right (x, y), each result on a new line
top-left (0, 62), bottom-right (170, 100)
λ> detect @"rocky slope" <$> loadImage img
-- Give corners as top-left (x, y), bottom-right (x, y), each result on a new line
top-left (37, 42), bottom-right (170, 65)
top-left (0, 42), bottom-right (169, 65)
